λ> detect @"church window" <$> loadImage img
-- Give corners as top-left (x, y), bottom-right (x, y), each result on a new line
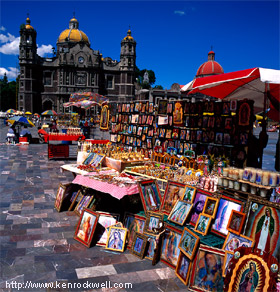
top-left (106, 76), bottom-right (113, 89)
top-left (44, 72), bottom-right (52, 86)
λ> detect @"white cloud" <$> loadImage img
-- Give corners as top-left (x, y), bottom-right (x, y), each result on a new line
top-left (0, 67), bottom-right (18, 79)
top-left (0, 33), bottom-right (16, 43)
top-left (0, 37), bottom-right (20, 55)
top-left (0, 26), bottom-right (6, 31)
top-left (37, 44), bottom-right (53, 57)
top-left (174, 10), bottom-right (185, 16)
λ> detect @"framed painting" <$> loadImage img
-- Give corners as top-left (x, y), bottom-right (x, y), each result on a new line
top-left (130, 232), bottom-right (148, 259)
top-left (178, 227), bottom-right (200, 260)
top-left (182, 185), bottom-right (196, 204)
top-left (95, 212), bottom-right (120, 246)
top-left (165, 129), bottom-right (172, 139)
top-left (144, 233), bottom-right (162, 265)
top-left (238, 100), bottom-right (252, 126)
top-left (194, 214), bottom-right (212, 236)
top-left (168, 115), bottom-right (173, 126)
top-left (202, 197), bottom-right (219, 218)
top-left (74, 208), bottom-right (99, 248)
top-left (160, 223), bottom-right (182, 269)
top-left (57, 184), bottom-right (81, 212)
top-left (211, 195), bottom-right (244, 237)
top-left (184, 101), bottom-right (190, 114)
top-left (173, 101), bottom-right (184, 126)
top-left (123, 213), bottom-right (146, 249)
top-left (158, 99), bottom-right (168, 115)
top-left (189, 190), bottom-right (212, 226)
top-left (74, 195), bottom-right (94, 216)
top-left (189, 245), bottom-right (225, 292)
top-left (222, 101), bottom-right (230, 115)
top-left (54, 183), bottom-right (67, 212)
top-left (105, 226), bottom-right (127, 252)
top-left (226, 210), bottom-right (246, 235)
top-left (222, 251), bottom-right (234, 277)
top-left (222, 232), bottom-right (254, 252)
top-left (243, 195), bottom-right (280, 257)
top-left (159, 128), bottom-right (166, 138)
top-left (148, 102), bottom-right (154, 113)
top-left (168, 200), bottom-right (193, 226)
top-left (68, 190), bottom-right (83, 211)
top-left (158, 115), bottom-right (168, 126)
top-left (175, 252), bottom-right (192, 285)
top-left (90, 153), bottom-right (105, 167)
top-left (167, 103), bottom-right (173, 114)
top-left (100, 105), bottom-right (109, 130)
top-left (82, 152), bottom-right (97, 166)
top-left (160, 181), bottom-right (186, 215)
top-left (215, 132), bottom-right (223, 144)
top-left (134, 102), bottom-right (140, 112)
top-left (147, 115), bottom-right (154, 126)
top-left (131, 114), bottom-right (139, 124)
top-left (143, 211), bottom-right (164, 236)
top-left (138, 179), bottom-right (162, 212)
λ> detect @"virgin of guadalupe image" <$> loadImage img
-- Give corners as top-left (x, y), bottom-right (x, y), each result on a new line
top-left (163, 232), bottom-right (178, 264)
top-left (254, 207), bottom-right (275, 255)
top-left (170, 203), bottom-right (188, 224)
top-left (108, 230), bottom-right (123, 250)
top-left (145, 186), bottom-right (158, 209)
top-left (238, 262), bottom-right (259, 292)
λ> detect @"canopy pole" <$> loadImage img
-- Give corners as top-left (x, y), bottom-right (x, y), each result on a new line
top-left (259, 82), bottom-right (269, 168)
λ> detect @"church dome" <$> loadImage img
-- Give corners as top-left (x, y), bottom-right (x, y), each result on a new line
top-left (57, 17), bottom-right (90, 45)
top-left (122, 29), bottom-right (134, 41)
top-left (196, 51), bottom-right (224, 78)
top-left (25, 17), bottom-right (34, 30)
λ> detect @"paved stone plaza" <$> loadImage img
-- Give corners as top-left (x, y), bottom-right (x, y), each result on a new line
top-left (0, 125), bottom-right (188, 292)
top-left (0, 124), bottom-right (277, 292)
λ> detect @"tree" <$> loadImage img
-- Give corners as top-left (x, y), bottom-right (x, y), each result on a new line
top-left (135, 67), bottom-right (156, 88)
top-left (0, 74), bottom-right (17, 111)
top-left (153, 85), bottom-right (164, 89)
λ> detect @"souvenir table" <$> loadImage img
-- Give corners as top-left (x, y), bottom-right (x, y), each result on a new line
top-left (60, 164), bottom-right (97, 177)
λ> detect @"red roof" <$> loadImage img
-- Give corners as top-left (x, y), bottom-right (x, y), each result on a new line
top-left (196, 60), bottom-right (224, 77)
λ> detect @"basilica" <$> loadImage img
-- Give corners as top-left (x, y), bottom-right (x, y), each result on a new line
top-left (18, 16), bottom-right (137, 113)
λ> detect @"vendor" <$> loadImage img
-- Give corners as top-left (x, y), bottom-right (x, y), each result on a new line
top-left (20, 126), bottom-right (32, 143)
top-left (6, 127), bottom-right (16, 143)
top-left (38, 127), bottom-right (48, 143)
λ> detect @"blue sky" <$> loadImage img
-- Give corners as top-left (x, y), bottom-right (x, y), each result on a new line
top-left (0, 1), bottom-right (279, 89)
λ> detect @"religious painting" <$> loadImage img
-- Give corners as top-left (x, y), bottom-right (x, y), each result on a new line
top-left (222, 101), bottom-right (230, 115)
top-left (130, 232), bottom-right (148, 259)
top-left (160, 181), bottom-right (186, 215)
top-left (238, 100), bottom-right (252, 126)
top-left (82, 152), bottom-right (97, 166)
top-left (123, 213), bottom-right (146, 249)
top-left (91, 154), bottom-right (105, 168)
top-left (189, 245), bottom-right (224, 292)
top-left (230, 100), bottom-right (237, 112)
top-left (137, 126), bottom-right (143, 136)
top-left (223, 133), bottom-right (231, 145)
top-left (173, 101), bottom-right (184, 126)
top-left (158, 115), bottom-right (168, 126)
top-left (224, 117), bottom-right (233, 130)
top-left (74, 195), bottom-right (94, 216)
top-left (100, 105), bottom-right (109, 130)
top-left (144, 233), bottom-right (161, 264)
top-left (95, 212), bottom-right (120, 246)
top-left (138, 179), bottom-right (162, 212)
top-left (207, 116), bottom-right (215, 128)
top-left (215, 116), bottom-right (223, 129)
top-left (212, 196), bottom-right (243, 237)
top-left (222, 232), bottom-right (254, 252)
top-left (202, 116), bottom-right (208, 128)
top-left (178, 227), bottom-right (200, 260)
top-left (189, 190), bottom-right (211, 226)
top-left (147, 115), bottom-right (154, 126)
top-left (158, 99), bottom-right (168, 115)
top-left (74, 208), bottom-right (99, 248)
top-left (182, 185), bottom-right (196, 204)
top-left (184, 101), bottom-right (190, 114)
top-left (167, 103), bottom-right (173, 114)
top-left (223, 247), bottom-right (278, 292)
top-left (148, 102), bottom-right (154, 113)
top-left (194, 214), bottom-right (212, 236)
top-left (202, 197), bottom-right (219, 218)
top-left (215, 132), bottom-right (223, 144)
top-left (105, 226), bottom-right (127, 252)
top-left (226, 210), bottom-right (246, 235)
top-left (222, 251), bottom-right (234, 277)
top-left (168, 200), bottom-right (193, 226)
top-left (172, 128), bottom-right (179, 139)
top-left (165, 129), bottom-right (172, 139)
top-left (160, 223), bottom-right (182, 269)
top-left (175, 252), bottom-right (192, 285)
top-left (240, 132), bottom-right (248, 145)
top-left (244, 196), bottom-right (280, 258)
top-left (131, 114), bottom-right (139, 124)
top-left (134, 102), bottom-right (140, 112)
top-left (68, 190), bottom-right (83, 211)
top-left (143, 211), bottom-right (164, 236)
top-left (54, 184), bottom-right (67, 212)
top-left (168, 115), bottom-right (173, 126)
top-left (159, 128), bottom-right (166, 138)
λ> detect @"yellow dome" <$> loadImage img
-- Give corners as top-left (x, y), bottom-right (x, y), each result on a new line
top-left (122, 29), bottom-right (134, 41)
top-left (25, 17), bottom-right (34, 30)
top-left (58, 28), bottom-right (90, 44)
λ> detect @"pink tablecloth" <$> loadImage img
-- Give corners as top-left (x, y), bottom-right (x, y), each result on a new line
top-left (72, 175), bottom-right (139, 200)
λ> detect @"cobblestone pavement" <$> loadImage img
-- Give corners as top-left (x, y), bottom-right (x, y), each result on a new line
top-left (0, 125), bottom-right (188, 292)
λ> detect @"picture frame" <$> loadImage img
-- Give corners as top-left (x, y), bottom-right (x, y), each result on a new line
top-left (95, 212), bottom-right (120, 246)
top-left (138, 179), bottom-right (162, 212)
top-left (175, 252), bottom-right (192, 285)
top-left (226, 210), bottom-right (246, 235)
top-left (172, 128), bottom-right (179, 139)
top-left (54, 183), bottom-right (67, 212)
top-left (182, 185), bottom-right (196, 204)
top-left (148, 102), bottom-right (154, 113)
top-left (147, 115), bottom-right (154, 126)
top-left (74, 208), bottom-right (99, 248)
top-left (168, 115), bottom-right (173, 126)
top-left (224, 117), bottom-right (232, 130)
top-left (74, 195), bottom-right (94, 216)
top-left (215, 132), bottom-right (223, 144)
top-left (131, 114), bottom-right (139, 124)
top-left (173, 101), bottom-right (184, 126)
top-left (144, 233), bottom-right (162, 265)
top-left (202, 197), bottom-right (219, 218)
top-left (105, 226), bottom-right (127, 252)
top-left (168, 200), bottom-right (193, 226)
top-left (158, 99), bottom-right (168, 115)
top-left (167, 103), bottom-right (173, 114)
top-left (240, 132), bottom-right (248, 145)
top-left (100, 105), bottom-right (109, 130)
top-left (160, 181), bottom-right (186, 215)
top-left (82, 152), bottom-right (97, 166)
top-left (184, 101), bottom-right (190, 114)
top-left (230, 100), bottom-right (237, 112)
top-left (130, 232), bottom-right (148, 259)
top-left (160, 223), bottom-right (182, 269)
top-left (222, 251), bottom-right (234, 277)
top-left (134, 102), bottom-right (140, 112)
top-left (189, 245), bottom-right (225, 292)
top-left (194, 214), bottom-right (212, 236)
top-left (143, 211), bottom-right (164, 236)
top-left (68, 190), bottom-right (83, 211)
top-left (222, 232), bottom-right (254, 252)
top-left (212, 195), bottom-right (244, 237)
top-left (159, 128), bottom-right (166, 138)
top-left (222, 101), bottom-right (230, 115)
top-left (158, 115), bottom-right (168, 126)
top-left (137, 126), bottom-right (143, 136)
top-left (243, 195), bottom-right (280, 257)
top-left (180, 129), bottom-right (186, 140)
top-left (178, 227), bottom-right (200, 260)
top-left (223, 133), bottom-right (231, 145)
top-left (165, 129), bottom-right (172, 139)
top-left (238, 100), bottom-right (252, 126)
top-left (91, 153), bottom-right (105, 167)
top-left (123, 213), bottom-right (146, 249)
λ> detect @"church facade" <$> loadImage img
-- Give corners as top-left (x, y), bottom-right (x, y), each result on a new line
top-left (18, 16), bottom-right (137, 113)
